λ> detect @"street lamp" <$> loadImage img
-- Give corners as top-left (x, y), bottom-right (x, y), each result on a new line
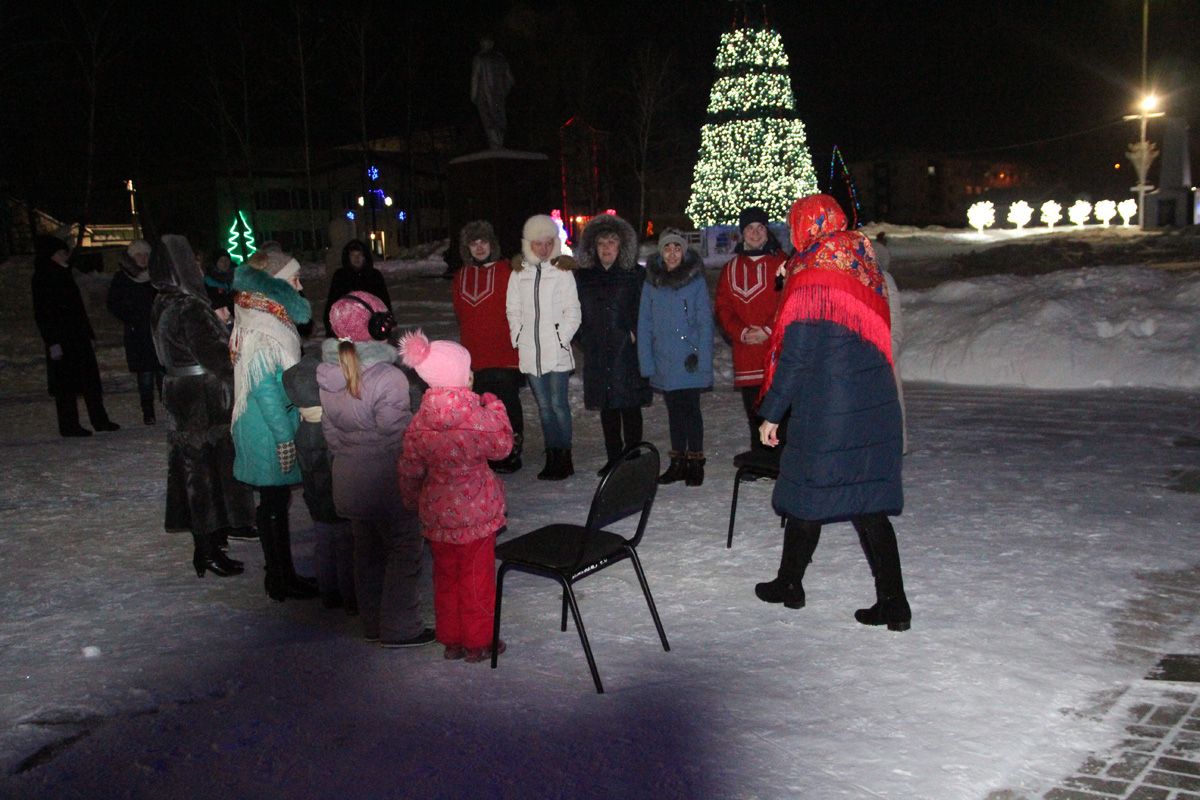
top-left (1124, 92), bottom-right (1164, 230)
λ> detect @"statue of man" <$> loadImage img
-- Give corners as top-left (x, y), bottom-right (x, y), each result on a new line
top-left (470, 36), bottom-right (514, 150)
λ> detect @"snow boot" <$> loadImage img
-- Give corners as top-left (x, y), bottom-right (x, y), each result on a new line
top-left (755, 519), bottom-right (821, 609)
top-left (537, 449), bottom-right (559, 480)
top-left (257, 507), bottom-right (287, 602)
top-left (657, 451), bottom-right (687, 485)
top-left (559, 448), bottom-right (574, 479)
top-left (491, 433), bottom-right (523, 474)
top-left (684, 451), bottom-right (706, 487)
top-left (192, 531), bottom-right (244, 578)
top-left (853, 515), bottom-right (911, 631)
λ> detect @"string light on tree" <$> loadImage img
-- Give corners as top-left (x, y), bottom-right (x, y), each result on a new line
top-left (1041, 200), bottom-right (1062, 228)
top-left (1068, 200), bottom-right (1092, 227)
top-left (687, 22), bottom-right (818, 227)
top-left (967, 201), bottom-right (995, 233)
top-left (1118, 199), bottom-right (1138, 226)
top-left (226, 210), bottom-right (257, 264)
top-left (1006, 200), bottom-right (1033, 229)
top-left (1093, 200), bottom-right (1117, 227)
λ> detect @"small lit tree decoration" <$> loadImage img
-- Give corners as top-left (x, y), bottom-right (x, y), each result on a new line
top-left (967, 201), bottom-right (995, 233)
top-left (226, 210), bottom-right (257, 264)
top-left (1118, 199), bottom-right (1137, 226)
top-left (1094, 200), bottom-right (1117, 227)
top-left (1006, 200), bottom-right (1034, 229)
top-left (1068, 200), bottom-right (1092, 227)
top-left (1040, 200), bottom-right (1062, 229)
top-left (687, 24), bottom-right (818, 226)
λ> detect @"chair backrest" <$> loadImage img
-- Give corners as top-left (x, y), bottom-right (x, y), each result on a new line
top-left (584, 442), bottom-right (659, 547)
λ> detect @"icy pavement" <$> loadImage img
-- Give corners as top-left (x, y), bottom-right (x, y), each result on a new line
top-left (2, 378), bottom-right (1198, 799)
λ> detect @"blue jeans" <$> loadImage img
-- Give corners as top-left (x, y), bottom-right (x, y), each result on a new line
top-left (526, 370), bottom-right (572, 449)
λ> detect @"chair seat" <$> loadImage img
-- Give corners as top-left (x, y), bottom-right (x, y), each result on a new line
top-left (733, 448), bottom-right (781, 477)
top-left (496, 524), bottom-right (628, 576)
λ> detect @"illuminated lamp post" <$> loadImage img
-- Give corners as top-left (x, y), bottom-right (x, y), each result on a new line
top-left (1124, 93), bottom-right (1163, 230)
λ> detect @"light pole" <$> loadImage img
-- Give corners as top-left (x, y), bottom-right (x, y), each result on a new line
top-left (1125, 93), bottom-right (1163, 229)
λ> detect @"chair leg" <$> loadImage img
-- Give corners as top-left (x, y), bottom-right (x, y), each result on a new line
top-left (727, 466), bottom-right (748, 548)
top-left (561, 587), bottom-right (569, 632)
top-left (491, 565), bottom-right (509, 669)
top-left (561, 580), bottom-right (603, 694)
top-left (627, 548), bottom-right (670, 652)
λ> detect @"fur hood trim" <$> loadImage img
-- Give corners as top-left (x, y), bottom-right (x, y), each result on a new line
top-left (319, 337), bottom-right (398, 369)
top-left (511, 253), bottom-right (577, 273)
top-left (458, 220), bottom-right (501, 264)
top-left (576, 214), bottom-right (638, 271)
top-left (232, 263), bottom-right (312, 325)
top-left (645, 248), bottom-right (704, 289)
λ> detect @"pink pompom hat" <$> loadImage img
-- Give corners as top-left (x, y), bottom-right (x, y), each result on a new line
top-left (398, 329), bottom-right (472, 388)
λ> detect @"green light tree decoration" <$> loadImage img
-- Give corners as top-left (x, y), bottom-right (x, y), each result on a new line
top-left (226, 210), bottom-right (258, 264)
top-left (686, 24), bottom-right (818, 227)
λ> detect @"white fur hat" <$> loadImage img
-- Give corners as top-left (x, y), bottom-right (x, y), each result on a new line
top-left (522, 214), bottom-right (558, 243)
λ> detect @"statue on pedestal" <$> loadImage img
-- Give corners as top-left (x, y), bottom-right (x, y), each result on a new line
top-left (471, 36), bottom-right (513, 150)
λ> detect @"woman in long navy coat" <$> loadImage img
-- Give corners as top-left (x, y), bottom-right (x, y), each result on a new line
top-left (756, 194), bottom-right (910, 631)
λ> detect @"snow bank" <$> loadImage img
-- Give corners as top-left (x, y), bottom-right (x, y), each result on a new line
top-left (900, 266), bottom-right (1200, 389)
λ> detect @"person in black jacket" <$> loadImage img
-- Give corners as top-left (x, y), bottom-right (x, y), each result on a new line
top-left (107, 240), bottom-right (164, 424)
top-left (322, 239), bottom-right (392, 336)
top-left (574, 214), bottom-right (651, 475)
top-left (31, 235), bottom-right (119, 436)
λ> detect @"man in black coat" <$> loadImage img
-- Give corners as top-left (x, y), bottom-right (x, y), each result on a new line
top-left (322, 239), bottom-right (392, 336)
top-left (31, 235), bottom-right (119, 436)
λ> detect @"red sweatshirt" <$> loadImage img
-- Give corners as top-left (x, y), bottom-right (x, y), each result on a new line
top-left (452, 260), bottom-right (518, 371)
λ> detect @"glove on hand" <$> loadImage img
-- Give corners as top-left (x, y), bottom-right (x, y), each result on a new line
top-left (49, 344), bottom-right (63, 360)
top-left (277, 441), bottom-right (297, 473)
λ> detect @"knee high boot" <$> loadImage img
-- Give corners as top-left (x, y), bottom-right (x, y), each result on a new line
top-left (272, 509), bottom-right (319, 600)
top-left (755, 519), bottom-right (821, 609)
top-left (853, 515), bottom-right (911, 631)
top-left (258, 505), bottom-right (287, 601)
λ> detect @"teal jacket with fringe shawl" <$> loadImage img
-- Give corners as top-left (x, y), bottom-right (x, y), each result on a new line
top-left (230, 264), bottom-right (312, 487)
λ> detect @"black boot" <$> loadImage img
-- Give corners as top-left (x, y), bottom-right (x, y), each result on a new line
top-left (559, 448), bottom-right (574, 479)
top-left (491, 432), bottom-right (523, 474)
top-left (684, 451), bottom-right (706, 487)
top-left (853, 515), bottom-right (911, 631)
top-left (273, 510), bottom-right (319, 600)
top-left (755, 519), bottom-right (821, 609)
top-left (258, 507), bottom-right (287, 601)
top-left (657, 451), bottom-right (687, 484)
top-left (537, 448), bottom-right (559, 480)
top-left (192, 531), bottom-right (244, 578)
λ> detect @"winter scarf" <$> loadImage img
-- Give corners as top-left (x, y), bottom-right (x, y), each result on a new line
top-left (762, 195), bottom-right (890, 398)
top-left (230, 264), bottom-right (311, 423)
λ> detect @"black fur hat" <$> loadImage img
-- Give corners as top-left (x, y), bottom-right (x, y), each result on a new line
top-left (459, 219), bottom-right (501, 263)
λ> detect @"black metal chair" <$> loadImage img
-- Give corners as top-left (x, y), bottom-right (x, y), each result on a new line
top-left (726, 447), bottom-right (783, 548)
top-left (491, 442), bottom-right (670, 693)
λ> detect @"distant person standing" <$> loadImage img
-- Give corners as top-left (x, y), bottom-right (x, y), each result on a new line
top-left (574, 213), bottom-right (651, 475)
top-left (322, 239), bottom-right (392, 337)
top-left (715, 206), bottom-right (788, 451)
top-left (31, 235), bottom-right (119, 437)
top-left (107, 239), bottom-right (164, 425)
top-left (637, 231), bottom-right (713, 486)
top-left (452, 220), bottom-right (524, 472)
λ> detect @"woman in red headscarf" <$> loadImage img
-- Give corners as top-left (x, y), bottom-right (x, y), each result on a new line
top-left (754, 194), bottom-right (910, 632)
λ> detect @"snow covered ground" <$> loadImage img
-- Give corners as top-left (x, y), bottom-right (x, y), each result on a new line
top-left (1, 230), bottom-right (1198, 798)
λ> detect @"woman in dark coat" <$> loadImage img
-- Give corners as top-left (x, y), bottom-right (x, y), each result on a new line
top-left (151, 234), bottom-right (253, 578)
top-left (755, 194), bottom-right (910, 631)
top-left (574, 214), bottom-right (651, 474)
top-left (31, 235), bottom-right (118, 436)
top-left (107, 239), bottom-right (163, 424)
top-left (322, 239), bottom-right (392, 337)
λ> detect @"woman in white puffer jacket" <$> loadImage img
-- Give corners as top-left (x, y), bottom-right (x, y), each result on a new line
top-left (505, 214), bottom-right (581, 480)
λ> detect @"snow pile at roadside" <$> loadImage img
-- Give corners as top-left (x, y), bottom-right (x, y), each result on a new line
top-left (899, 265), bottom-right (1200, 389)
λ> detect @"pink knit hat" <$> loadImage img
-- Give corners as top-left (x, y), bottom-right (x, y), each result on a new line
top-left (398, 329), bottom-right (472, 388)
top-left (329, 291), bottom-right (388, 342)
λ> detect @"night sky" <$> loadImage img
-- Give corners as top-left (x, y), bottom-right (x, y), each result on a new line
top-left (4, 0), bottom-right (1198, 221)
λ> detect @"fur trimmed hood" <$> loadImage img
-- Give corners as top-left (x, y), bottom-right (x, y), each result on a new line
top-left (645, 248), bottom-right (704, 289)
top-left (232, 263), bottom-right (312, 325)
top-left (458, 220), bottom-right (501, 264)
top-left (575, 213), bottom-right (638, 271)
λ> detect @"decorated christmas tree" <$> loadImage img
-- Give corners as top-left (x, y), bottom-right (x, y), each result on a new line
top-left (686, 24), bottom-right (819, 227)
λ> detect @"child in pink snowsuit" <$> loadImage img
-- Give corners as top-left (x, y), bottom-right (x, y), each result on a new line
top-left (398, 329), bottom-right (514, 662)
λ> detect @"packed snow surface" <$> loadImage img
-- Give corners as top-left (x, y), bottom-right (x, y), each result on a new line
top-left (1, 231), bottom-right (1198, 799)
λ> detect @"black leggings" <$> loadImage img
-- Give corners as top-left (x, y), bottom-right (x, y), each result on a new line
top-left (663, 389), bottom-right (703, 453)
top-left (599, 406), bottom-right (644, 462)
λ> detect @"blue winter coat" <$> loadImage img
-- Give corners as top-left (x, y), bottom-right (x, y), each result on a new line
top-left (230, 265), bottom-right (312, 487)
top-left (758, 320), bottom-right (903, 523)
top-left (637, 250), bottom-right (714, 392)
